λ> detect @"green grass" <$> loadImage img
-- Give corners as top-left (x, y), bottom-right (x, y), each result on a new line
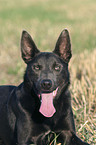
top-left (0, 0), bottom-right (96, 52)
top-left (0, 0), bottom-right (96, 144)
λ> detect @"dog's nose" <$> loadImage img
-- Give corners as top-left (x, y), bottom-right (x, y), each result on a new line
top-left (41, 79), bottom-right (52, 90)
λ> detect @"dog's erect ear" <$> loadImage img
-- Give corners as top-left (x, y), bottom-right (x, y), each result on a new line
top-left (21, 31), bottom-right (40, 63)
top-left (53, 29), bottom-right (72, 63)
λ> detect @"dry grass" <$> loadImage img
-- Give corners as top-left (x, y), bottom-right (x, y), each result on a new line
top-left (70, 49), bottom-right (96, 144)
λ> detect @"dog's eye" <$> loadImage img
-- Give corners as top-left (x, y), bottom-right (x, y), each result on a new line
top-left (54, 64), bottom-right (61, 71)
top-left (33, 65), bottom-right (41, 71)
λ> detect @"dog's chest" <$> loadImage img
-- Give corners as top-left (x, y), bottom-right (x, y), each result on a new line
top-left (29, 118), bottom-right (57, 143)
top-left (31, 117), bottom-right (56, 134)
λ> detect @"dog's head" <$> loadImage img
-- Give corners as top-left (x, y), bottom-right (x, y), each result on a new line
top-left (21, 29), bottom-right (72, 117)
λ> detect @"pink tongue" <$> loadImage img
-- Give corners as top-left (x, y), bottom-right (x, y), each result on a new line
top-left (39, 92), bottom-right (56, 117)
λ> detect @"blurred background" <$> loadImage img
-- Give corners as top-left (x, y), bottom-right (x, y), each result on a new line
top-left (0, 0), bottom-right (96, 144)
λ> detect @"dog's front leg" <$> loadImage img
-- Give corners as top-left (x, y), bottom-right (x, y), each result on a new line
top-left (14, 113), bottom-right (31, 145)
top-left (58, 131), bottom-right (90, 145)
top-left (10, 88), bottom-right (32, 145)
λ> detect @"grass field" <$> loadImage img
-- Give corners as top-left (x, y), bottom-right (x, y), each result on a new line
top-left (0, 0), bottom-right (96, 144)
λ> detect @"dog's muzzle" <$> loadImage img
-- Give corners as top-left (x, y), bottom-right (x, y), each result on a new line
top-left (41, 79), bottom-right (52, 91)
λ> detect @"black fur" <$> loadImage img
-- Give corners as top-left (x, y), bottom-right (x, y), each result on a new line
top-left (0, 29), bottom-right (90, 145)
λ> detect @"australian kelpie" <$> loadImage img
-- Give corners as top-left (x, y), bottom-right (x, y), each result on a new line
top-left (0, 29), bottom-right (90, 145)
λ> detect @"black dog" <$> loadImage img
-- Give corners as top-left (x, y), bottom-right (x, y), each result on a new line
top-left (0, 29), bottom-right (90, 145)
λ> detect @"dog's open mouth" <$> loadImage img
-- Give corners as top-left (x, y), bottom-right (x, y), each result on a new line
top-left (38, 88), bottom-right (58, 118)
